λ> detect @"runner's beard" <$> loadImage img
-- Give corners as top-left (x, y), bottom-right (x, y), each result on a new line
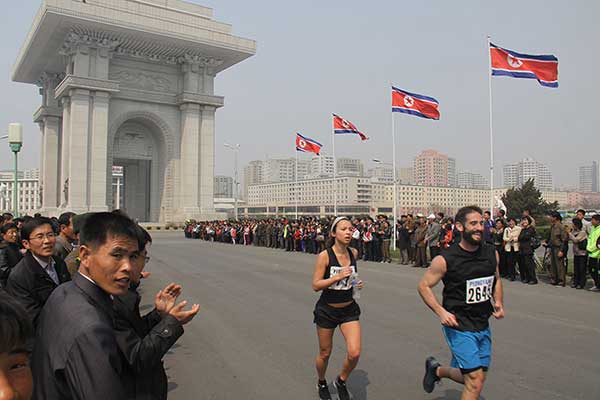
top-left (463, 229), bottom-right (482, 246)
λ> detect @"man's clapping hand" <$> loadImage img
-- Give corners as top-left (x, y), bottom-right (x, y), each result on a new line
top-left (155, 283), bottom-right (182, 316)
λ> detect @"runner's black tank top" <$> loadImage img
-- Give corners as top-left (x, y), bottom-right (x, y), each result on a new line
top-left (319, 247), bottom-right (358, 304)
top-left (441, 243), bottom-right (497, 332)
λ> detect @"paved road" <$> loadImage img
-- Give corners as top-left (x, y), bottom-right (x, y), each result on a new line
top-left (141, 232), bottom-right (600, 400)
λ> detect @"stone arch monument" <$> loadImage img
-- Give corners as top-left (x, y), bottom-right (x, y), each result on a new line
top-left (12, 0), bottom-right (255, 222)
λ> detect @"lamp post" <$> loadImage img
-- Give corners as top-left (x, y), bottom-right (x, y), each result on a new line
top-left (8, 124), bottom-right (23, 217)
top-left (224, 143), bottom-right (240, 220)
top-left (373, 158), bottom-right (398, 251)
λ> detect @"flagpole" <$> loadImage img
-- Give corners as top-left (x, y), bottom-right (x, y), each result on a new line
top-left (487, 35), bottom-right (494, 217)
top-left (295, 146), bottom-right (299, 220)
top-left (391, 85), bottom-right (398, 251)
top-left (332, 114), bottom-right (337, 216)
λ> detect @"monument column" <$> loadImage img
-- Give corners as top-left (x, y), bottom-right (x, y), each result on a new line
top-left (35, 73), bottom-right (63, 212)
top-left (59, 97), bottom-right (71, 207)
top-left (199, 105), bottom-right (216, 214)
top-left (66, 88), bottom-right (91, 213)
top-left (179, 102), bottom-right (201, 215)
top-left (89, 91), bottom-right (110, 211)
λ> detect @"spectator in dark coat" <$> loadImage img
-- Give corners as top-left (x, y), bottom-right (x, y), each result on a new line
top-left (5, 217), bottom-right (70, 328)
top-left (114, 226), bottom-right (199, 400)
top-left (53, 212), bottom-right (76, 261)
top-left (518, 216), bottom-right (538, 284)
top-left (0, 222), bottom-right (23, 287)
top-left (32, 212), bottom-right (142, 400)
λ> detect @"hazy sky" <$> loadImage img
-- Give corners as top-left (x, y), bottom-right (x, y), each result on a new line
top-left (1, 0), bottom-right (598, 188)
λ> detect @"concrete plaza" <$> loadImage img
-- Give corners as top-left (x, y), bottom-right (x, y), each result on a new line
top-left (142, 232), bottom-right (600, 399)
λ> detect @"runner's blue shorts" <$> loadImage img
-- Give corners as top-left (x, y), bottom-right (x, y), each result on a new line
top-left (442, 326), bottom-right (491, 374)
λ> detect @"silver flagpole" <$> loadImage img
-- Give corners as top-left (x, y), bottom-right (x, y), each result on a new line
top-left (332, 115), bottom-right (337, 216)
top-left (295, 144), bottom-right (299, 220)
top-left (391, 86), bottom-right (398, 251)
top-left (487, 36), bottom-right (495, 217)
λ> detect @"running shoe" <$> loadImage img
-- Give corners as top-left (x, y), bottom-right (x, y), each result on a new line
top-left (317, 381), bottom-right (332, 400)
top-left (423, 356), bottom-right (441, 393)
top-left (334, 376), bottom-right (352, 400)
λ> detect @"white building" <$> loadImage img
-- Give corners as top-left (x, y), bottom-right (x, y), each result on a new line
top-left (297, 159), bottom-right (311, 180)
top-left (368, 166), bottom-right (395, 184)
top-left (503, 158), bottom-right (553, 191)
top-left (0, 179), bottom-right (41, 214)
top-left (337, 158), bottom-right (364, 177)
top-left (263, 158), bottom-right (296, 183)
top-left (579, 161), bottom-right (599, 193)
top-left (398, 167), bottom-right (415, 185)
top-left (243, 160), bottom-right (264, 200)
top-left (309, 155), bottom-right (335, 178)
top-left (457, 171), bottom-right (489, 189)
top-left (214, 176), bottom-right (233, 198)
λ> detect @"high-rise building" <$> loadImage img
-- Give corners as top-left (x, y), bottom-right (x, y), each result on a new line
top-left (263, 158), bottom-right (296, 183)
top-left (214, 176), bottom-right (234, 198)
top-left (337, 158), bottom-right (364, 177)
top-left (414, 149), bottom-right (454, 187)
top-left (398, 167), bottom-right (415, 185)
top-left (309, 155), bottom-right (335, 178)
top-left (296, 159), bottom-right (311, 180)
top-left (579, 161), bottom-right (599, 193)
top-left (368, 166), bottom-right (395, 184)
top-left (243, 160), bottom-right (264, 200)
top-left (457, 171), bottom-right (489, 189)
top-left (502, 158), bottom-right (553, 191)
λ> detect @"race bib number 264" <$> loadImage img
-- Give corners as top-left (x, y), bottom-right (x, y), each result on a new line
top-left (466, 276), bottom-right (494, 304)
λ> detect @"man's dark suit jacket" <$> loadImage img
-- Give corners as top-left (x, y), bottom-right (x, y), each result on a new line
top-left (5, 251), bottom-right (71, 328)
top-left (114, 285), bottom-right (184, 399)
top-left (32, 272), bottom-right (127, 400)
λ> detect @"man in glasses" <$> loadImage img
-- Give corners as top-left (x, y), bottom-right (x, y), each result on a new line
top-left (5, 217), bottom-right (71, 329)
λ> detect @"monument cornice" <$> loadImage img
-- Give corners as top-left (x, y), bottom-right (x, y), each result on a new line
top-left (55, 75), bottom-right (120, 99)
top-left (33, 105), bottom-right (62, 123)
top-left (176, 92), bottom-right (224, 108)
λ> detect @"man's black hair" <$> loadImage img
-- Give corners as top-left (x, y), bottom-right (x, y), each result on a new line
top-left (135, 225), bottom-right (153, 251)
top-left (498, 209), bottom-right (506, 216)
top-left (455, 205), bottom-right (483, 227)
top-left (1, 222), bottom-right (18, 235)
top-left (79, 212), bottom-right (141, 250)
top-left (592, 214), bottom-right (600, 223)
top-left (58, 212), bottom-right (76, 228)
top-left (522, 216), bottom-right (532, 225)
top-left (572, 218), bottom-right (583, 229)
top-left (484, 210), bottom-right (491, 216)
top-left (0, 291), bottom-right (32, 353)
top-left (576, 209), bottom-right (586, 215)
top-left (21, 217), bottom-right (53, 242)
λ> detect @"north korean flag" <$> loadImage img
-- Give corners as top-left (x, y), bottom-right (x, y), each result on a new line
top-left (333, 114), bottom-right (368, 141)
top-left (391, 86), bottom-right (440, 120)
top-left (490, 43), bottom-right (558, 88)
top-left (296, 133), bottom-right (322, 155)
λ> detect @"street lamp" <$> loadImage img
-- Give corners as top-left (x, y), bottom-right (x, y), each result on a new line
top-left (224, 142), bottom-right (240, 220)
top-left (373, 158), bottom-right (398, 251)
top-left (8, 123), bottom-right (23, 217)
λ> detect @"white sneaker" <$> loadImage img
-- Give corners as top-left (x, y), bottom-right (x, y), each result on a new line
top-left (589, 286), bottom-right (600, 292)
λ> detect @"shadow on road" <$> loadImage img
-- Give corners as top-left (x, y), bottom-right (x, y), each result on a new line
top-left (432, 388), bottom-right (487, 400)
top-left (347, 369), bottom-right (370, 400)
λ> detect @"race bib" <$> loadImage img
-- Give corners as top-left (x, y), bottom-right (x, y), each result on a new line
top-left (328, 266), bottom-right (357, 290)
top-left (466, 275), bottom-right (494, 304)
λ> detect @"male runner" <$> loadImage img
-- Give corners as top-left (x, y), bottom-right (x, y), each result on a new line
top-left (418, 205), bottom-right (505, 400)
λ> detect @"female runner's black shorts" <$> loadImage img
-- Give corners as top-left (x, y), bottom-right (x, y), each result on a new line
top-left (313, 300), bottom-right (361, 329)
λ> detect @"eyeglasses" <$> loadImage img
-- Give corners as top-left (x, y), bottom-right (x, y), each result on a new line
top-left (29, 232), bottom-right (56, 241)
top-left (144, 256), bottom-right (151, 263)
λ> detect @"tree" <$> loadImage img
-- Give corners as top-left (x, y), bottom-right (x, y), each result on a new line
top-left (501, 179), bottom-right (558, 221)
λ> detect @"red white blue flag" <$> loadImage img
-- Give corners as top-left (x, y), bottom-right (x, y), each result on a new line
top-left (490, 43), bottom-right (558, 88)
top-left (391, 86), bottom-right (440, 120)
top-left (333, 114), bottom-right (368, 141)
top-left (296, 133), bottom-right (322, 155)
